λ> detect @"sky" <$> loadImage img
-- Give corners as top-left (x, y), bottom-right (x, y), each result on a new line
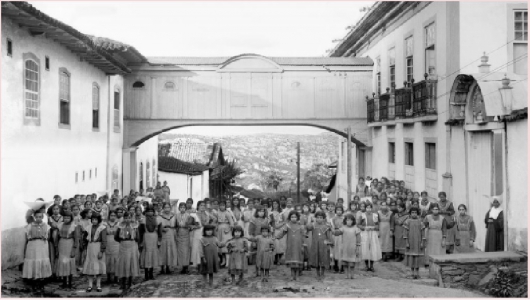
top-left (30, 1), bottom-right (373, 136)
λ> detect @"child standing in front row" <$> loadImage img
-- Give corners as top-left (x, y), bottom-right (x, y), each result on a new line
top-left (359, 203), bottom-right (382, 272)
top-left (55, 212), bottom-right (78, 289)
top-left (23, 210), bottom-right (52, 292)
top-left (306, 211), bottom-right (334, 281)
top-left (275, 210), bottom-right (305, 281)
top-left (226, 226), bottom-right (248, 285)
top-left (82, 214), bottom-right (107, 293)
top-left (115, 212), bottom-right (140, 290)
top-left (402, 207), bottom-right (425, 279)
top-left (200, 224), bottom-right (225, 287)
top-left (333, 213), bottom-right (361, 279)
top-left (247, 227), bottom-right (275, 282)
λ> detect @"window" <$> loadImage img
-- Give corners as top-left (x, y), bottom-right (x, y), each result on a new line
top-left (114, 90), bottom-right (120, 130)
top-left (45, 56), bottom-right (49, 71)
top-left (132, 81), bottom-right (145, 88)
top-left (389, 142), bottom-right (396, 163)
top-left (24, 55), bottom-right (40, 122)
top-left (425, 143), bottom-right (436, 169)
top-left (389, 48), bottom-right (396, 90)
top-left (376, 57), bottom-right (381, 95)
top-left (95, 168), bottom-right (97, 178)
top-left (59, 69), bottom-right (71, 126)
top-left (405, 36), bottom-right (414, 83)
top-left (425, 23), bottom-right (436, 76)
top-left (7, 38), bottom-right (12, 56)
top-left (83, 171), bottom-right (85, 181)
top-left (92, 84), bottom-right (100, 129)
top-left (514, 10), bottom-right (528, 41)
top-left (405, 142), bottom-right (414, 166)
top-left (513, 10), bottom-right (528, 74)
top-left (75, 172), bottom-right (78, 183)
top-left (90, 169), bottom-right (92, 179)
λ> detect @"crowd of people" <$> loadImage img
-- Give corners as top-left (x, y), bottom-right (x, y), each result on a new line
top-left (20, 176), bottom-right (505, 294)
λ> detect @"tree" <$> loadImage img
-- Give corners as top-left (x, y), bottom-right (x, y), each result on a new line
top-left (265, 171), bottom-right (283, 191)
top-left (302, 163), bottom-right (334, 192)
top-left (210, 160), bottom-right (244, 199)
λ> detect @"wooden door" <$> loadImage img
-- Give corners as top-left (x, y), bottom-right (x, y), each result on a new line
top-left (467, 131), bottom-right (493, 252)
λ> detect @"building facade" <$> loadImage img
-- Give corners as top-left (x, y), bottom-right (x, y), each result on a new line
top-left (1, 2), bottom-right (149, 268)
top-left (331, 1), bottom-right (528, 252)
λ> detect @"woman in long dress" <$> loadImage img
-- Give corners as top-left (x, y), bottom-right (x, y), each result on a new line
top-left (403, 207), bottom-right (425, 279)
top-left (115, 212), bottom-right (140, 290)
top-left (355, 177), bottom-right (368, 198)
top-left (55, 212), bottom-right (78, 289)
top-left (158, 202), bottom-right (178, 274)
top-left (275, 211), bottom-right (305, 281)
top-left (191, 201), bottom-right (213, 273)
top-left (139, 206), bottom-right (161, 281)
top-left (378, 201), bottom-right (394, 261)
top-left (216, 201), bottom-right (234, 267)
top-left (454, 204), bottom-right (476, 253)
top-left (270, 200), bottom-right (285, 265)
top-left (248, 206), bottom-right (269, 275)
top-left (331, 206), bottom-right (345, 273)
top-left (359, 203), bottom-right (382, 272)
top-left (23, 210), bottom-right (52, 292)
top-left (392, 203), bottom-right (409, 261)
top-left (104, 211), bottom-right (120, 284)
top-left (423, 203), bottom-right (447, 267)
top-left (431, 192), bottom-right (455, 254)
top-left (82, 214), bottom-right (107, 293)
top-left (485, 196), bottom-right (504, 252)
top-left (300, 202), bottom-right (314, 271)
top-left (176, 202), bottom-right (194, 274)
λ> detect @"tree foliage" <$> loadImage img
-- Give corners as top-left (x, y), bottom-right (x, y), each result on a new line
top-left (302, 163), bottom-right (334, 192)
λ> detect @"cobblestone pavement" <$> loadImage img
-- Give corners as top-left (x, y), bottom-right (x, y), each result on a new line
top-left (2, 261), bottom-right (488, 298)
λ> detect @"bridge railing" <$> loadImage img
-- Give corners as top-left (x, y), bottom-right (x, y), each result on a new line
top-left (367, 75), bottom-right (437, 123)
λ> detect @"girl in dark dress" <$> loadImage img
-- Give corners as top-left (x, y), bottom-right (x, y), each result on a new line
top-left (200, 225), bottom-right (224, 287)
top-left (226, 226), bottom-right (248, 285)
top-left (485, 196), bottom-right (504, 252)
top-left (403, 207), bottom-right (425, 279)
top-left (306, 211), bottom-right (334, 281)
top-left (139, 206), bottom-right (162, 281)
top-left (275, 210), bottom-right (305, 281)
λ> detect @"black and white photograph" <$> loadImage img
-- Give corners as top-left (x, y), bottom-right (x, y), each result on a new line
top-left (1, 0), bottom-right (528, 298)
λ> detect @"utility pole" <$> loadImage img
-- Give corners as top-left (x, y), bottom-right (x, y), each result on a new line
top-left (297, 142), bottom-right (301, 203)
top-left (347, 127), bottom-right (352, 208)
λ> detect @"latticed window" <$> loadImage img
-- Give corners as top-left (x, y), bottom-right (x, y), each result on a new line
top-left (388, 48), bottom-right (396, 90)
top-left (59, 71), bottom-right (70, 125)
top-left (389, 142), bottom-right (395, 163)
top-left (405, 142), bottom-right (414, 166)
top-left (24, 59), bottom-right (39, 119)
top-left (425, 143), bottom-right (436, 170)
top-left (114, 91), bottom-right (120, 128)
top-left (425, 23), bottom-right (436, 76)
top-left (514, 11), bottom-right (528, 41)
top-left (92, 84), bottom-right (99, 129)
top-left (405, 36), bottom-right (414, 83)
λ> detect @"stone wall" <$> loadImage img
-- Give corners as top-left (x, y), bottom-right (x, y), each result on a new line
top-left (429, 252), bottom-right (527, 297)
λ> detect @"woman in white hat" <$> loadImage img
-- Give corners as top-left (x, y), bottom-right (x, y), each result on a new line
top-left (485, 196), bottom-right (504, 252)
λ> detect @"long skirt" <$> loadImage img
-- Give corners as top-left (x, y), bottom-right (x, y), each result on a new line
top-left (74, 227), bottom-right (84, 268)
top-left (83, 242), bottom-right (106, 275)
top-left (379, 221), bottom-right (393, 253)
top-left (48, 234), bottom-right (57, 274)
top-left (394, 225), bottom-right (407, 254)
top-left (275, 235), bottom-right (287, 255)
top-left (106, 235), bottom-right (120, 273)
top-left (23, 240), bottom-right (53, 279)
top-left (405, 255), bottom-right (424, 268)
top-left (189, 229), bottom-right (202, 267)
top-left (256, 250), bottom-right (274, 270)
top-left (116, 241), bottom-right (140, 278)
top-left (200, 243), bottom-right (220, 274)
top-left (159, 229), bottom-right (178, 267)
top-left (217, 224), bottom-right (232, 254)
top-left (425, 229), bottom-right (444, 266)
top-left (333, 235), bottom-right (343, 264)
top-left (176, 228), bottom-right (190, 268)
top-left (228, 251), bottom-right (247, 275)
top-left (141, 232), bottom-right (160, 269)
top-left (303, 234), bottom-right (312, 262)
top-left (455, 230), bottom-right (475, 253)
top-left (360, 230), bottom-right (382, 261)
top-left (55, 239), bottom-right (76, 276)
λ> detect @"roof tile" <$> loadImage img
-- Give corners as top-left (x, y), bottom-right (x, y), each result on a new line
top-left (158, 156), bottom-right (209, 175)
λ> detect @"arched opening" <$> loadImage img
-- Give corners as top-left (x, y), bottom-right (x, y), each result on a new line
top-left (132, 81), bottom-right (145, 88)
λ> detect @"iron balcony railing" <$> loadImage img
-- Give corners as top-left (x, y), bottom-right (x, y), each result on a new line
top-left (366, 75), bottom-right (437, 123)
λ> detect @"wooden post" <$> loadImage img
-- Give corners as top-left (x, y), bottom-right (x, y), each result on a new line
top-left (347, 127), bottom-right (352, 208)
top-left (297, 142), bottom-right (301, 202)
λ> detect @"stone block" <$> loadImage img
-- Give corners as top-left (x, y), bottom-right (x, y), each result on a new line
top-left (468, 274), bottom-right (481, 286)
top-left (453, 276), bottom-right (464, 282)
top-left (430, 251), bottom-right (525, 264)
top-left (444, 269), bottom-right (465, 276)
top-left (1, 227), bottom-right (26, 270)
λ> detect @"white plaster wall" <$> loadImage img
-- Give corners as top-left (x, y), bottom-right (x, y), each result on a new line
top-left (135, 135), bottom-right (159, 191)
top-left (158, 170), bottom-right (208, 204)
top-left (336, 136), bottom-right (358, 202)
top-left (459, 2), bottom-right (524, 75)
top-left (506, 120), bottom-right (528, 252)
top-left (1, 17), bottom-right (124, 231)
top-left (359, 2), bottom-right (449, 193)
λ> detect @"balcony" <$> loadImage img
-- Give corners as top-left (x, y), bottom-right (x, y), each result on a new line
top-left (366, 75), bottom-right (438, 127)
